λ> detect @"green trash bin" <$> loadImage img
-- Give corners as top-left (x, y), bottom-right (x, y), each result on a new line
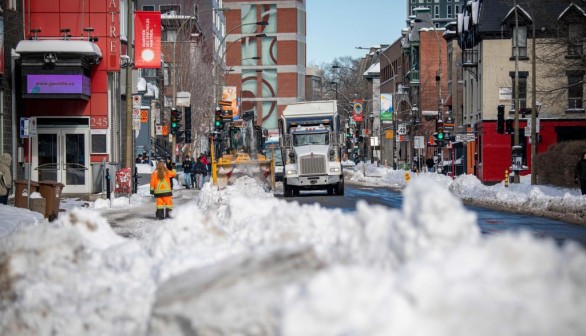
top-left (38, 181), bottom-right (65, 221)
top-left (13, 179), bottom-right (40, 209)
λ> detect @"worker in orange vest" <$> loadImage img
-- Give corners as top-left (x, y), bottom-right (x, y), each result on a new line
top-left (150, 160), bottom-right (177, 219)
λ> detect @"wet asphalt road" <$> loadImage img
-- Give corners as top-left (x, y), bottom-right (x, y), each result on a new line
top-left (276, 183), bottom-right (586, 247)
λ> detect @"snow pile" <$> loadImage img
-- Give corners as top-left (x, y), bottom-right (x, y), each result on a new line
top-left (0, 208), bottom-right (155, 335)
top-left (0, 205), bottom-right (44, 238)
top-left (282, 234), bottom-right (586, 335)
top-left (1, 176), bottom-right (585, 335)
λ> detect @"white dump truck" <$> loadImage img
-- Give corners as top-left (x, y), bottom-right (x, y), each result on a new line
top-left (278, 100), bottom-right (344, 197)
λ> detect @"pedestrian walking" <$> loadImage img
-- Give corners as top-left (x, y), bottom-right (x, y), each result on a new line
top-left (575, 151), bottom-right (586, 195)
top-left (426, 157), bottom-right (434, 173)
top-left (182, 156), bottom-right (193, 189)
top-left (193, 155), bottom-right (207, 190)
top-left (150, 160), bottom-right (176, 219)
top-left (0, 153), bottom-right (13, 205)
top-left (190, 157), bottom-right (197, 188)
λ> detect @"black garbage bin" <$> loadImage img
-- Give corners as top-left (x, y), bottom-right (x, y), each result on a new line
top-left (13, 179), bottom-right (40, 209)
top-left (38, 181), bottom-right (65, 221)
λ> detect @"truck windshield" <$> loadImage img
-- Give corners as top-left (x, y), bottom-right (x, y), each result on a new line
top-left (292, 132), bottom-right (329, 146)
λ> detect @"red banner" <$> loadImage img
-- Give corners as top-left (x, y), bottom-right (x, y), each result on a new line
top-left (352, 99), bottom-right (364, 122)
top-left (134, 11), bottom-right (161, 69)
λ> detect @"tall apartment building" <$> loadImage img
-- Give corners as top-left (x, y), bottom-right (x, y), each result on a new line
top-left (222, 0), bottom-right (306, 133)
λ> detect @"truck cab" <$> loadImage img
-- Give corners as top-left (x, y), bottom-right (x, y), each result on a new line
top-left (279, 100), bottom-right (344, 196)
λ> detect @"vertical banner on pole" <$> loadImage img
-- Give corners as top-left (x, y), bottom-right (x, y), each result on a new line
top-left (352, 99), bottom-right (364, 122)
top-left (134, 11), bottom-right (161, 69)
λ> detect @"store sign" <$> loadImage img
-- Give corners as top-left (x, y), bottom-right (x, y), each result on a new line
top-left (26, 75), bottom-right (91, 96)
top-left (134, 11), bottom-right (161, 69)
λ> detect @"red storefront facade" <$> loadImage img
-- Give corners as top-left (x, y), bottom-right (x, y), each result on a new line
top-left (476, 119), bottom-right (586, 183)
top-left (18, 0), bottom-right (121, 194)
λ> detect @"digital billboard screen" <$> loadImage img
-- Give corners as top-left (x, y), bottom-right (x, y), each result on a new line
top-left (26, 74), bottom-right (91, 97)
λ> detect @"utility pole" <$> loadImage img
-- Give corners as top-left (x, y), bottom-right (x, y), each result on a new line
top-left (125, 1), bottom-right (134, 169)
top-left (513, 0), bottom-right (521, 183)
top-left (531, 13), bottom-right (537, 185)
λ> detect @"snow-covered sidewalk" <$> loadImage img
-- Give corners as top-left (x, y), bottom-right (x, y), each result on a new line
top-left (344, 161), bottom-right (586, 225)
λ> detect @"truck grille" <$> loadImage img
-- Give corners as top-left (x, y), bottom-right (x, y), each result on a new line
top-left (300, 155), bottom-right (327, 175)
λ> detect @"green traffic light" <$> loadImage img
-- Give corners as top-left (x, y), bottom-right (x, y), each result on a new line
top-left (438, 133), bottom-right (444, 140)
top-left (172, 122), bottom-right (177, 128)
top-left (215, 121), bottom-right (221, 127)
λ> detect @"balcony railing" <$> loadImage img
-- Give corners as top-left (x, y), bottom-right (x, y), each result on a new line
top-left (462, 49), bottom-right (478, 67)
top-left (409, 70), bottom-right (420, 83)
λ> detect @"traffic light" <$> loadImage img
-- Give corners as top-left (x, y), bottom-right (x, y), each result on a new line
top-left (346, 128), bottom-right (351, 138)
top-left (184, 106), bottom-right (192, 130)
top-left (170, 109), bottom-right (181, 135)
top-left (505, 118), bottom-right (514, 134)
top-left (437, 120), bottom-right (445, 140)
top-left (497, 105), bottom-right (505, 134)
top-left (214, 108), bottom-right (223, 129)
top-left (185, 130), bottom-right (192, 143)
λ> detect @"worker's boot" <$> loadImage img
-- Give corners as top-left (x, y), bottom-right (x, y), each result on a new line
top-left (166, 209), bottom-right (172, 219)
top-left (156, 209), bottom-right (164, 219)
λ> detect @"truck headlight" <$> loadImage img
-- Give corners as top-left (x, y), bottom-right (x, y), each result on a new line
top-left (330, 167), bottom-right (340, 173)
top-left (287, 170), bottom-right (297, 175)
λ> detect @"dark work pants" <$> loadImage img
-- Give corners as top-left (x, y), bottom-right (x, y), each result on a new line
top-left (0, 194), bottom-right (8, 205)
top-left (580, 177), bottom-right (586, 195)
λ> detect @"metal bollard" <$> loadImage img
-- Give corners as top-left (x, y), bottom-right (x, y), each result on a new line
top-left (504, 169), bottom-right (509, 188)
top-left (133, 167), bottom-right (138, 194)
top-left (105, 168), bottom-right (111, 199)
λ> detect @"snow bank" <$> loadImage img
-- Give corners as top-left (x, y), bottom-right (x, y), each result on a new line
top-left (1, 176), bottom-right (585, 335)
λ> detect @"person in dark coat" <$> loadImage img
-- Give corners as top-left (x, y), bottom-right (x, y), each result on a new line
top-left (193, 155), bottom-right (208, 190)
top-left (575, 151), bottom-right (586, 195)
top-left (182, 156), bottom-right (193, 189)
top-left (426, 157), bottom-right (435, 173)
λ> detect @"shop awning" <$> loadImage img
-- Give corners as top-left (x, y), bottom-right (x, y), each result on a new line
top-left (16, 40), bottom-right (102, 58)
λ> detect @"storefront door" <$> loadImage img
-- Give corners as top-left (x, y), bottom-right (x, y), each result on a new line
top-left (33, 129), bottom-right (90, 194)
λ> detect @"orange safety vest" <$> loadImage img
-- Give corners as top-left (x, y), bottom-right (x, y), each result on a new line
top-left (150, 170), bottom-right (176, 197)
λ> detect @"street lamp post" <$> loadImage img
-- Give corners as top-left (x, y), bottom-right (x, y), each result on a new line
top-left (169, 7), bottom-right (228, 162)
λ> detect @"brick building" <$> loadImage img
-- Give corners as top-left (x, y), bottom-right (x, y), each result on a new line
top-left (222, 0), bottom-right (306, 133)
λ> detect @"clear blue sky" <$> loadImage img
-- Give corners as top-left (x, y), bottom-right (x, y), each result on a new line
top-left (306, 0), bottom-right (408, 66)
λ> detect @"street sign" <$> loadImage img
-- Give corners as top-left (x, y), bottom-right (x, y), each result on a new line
top-left (456, 133), bottom-right (476, 142)
top-left (132, 95), bottom-right (142, 109)
top-left (370, 136), bottom-right (379, 146)
top-left (385, 129), bottom-right (394, 139)
top-left (398, 124), bottom-right (407, 135)
top-left (140, 110), bottom-right (148, 123)
top-left (414, 136), bottom-right (425, 149)
top-left (19, 118), bottom-right (30, 138)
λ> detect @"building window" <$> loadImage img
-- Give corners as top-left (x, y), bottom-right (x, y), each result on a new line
top-left (411, 6), bottom-right (416, 15)
top-left (8, 0), bottom-right (17, 10)
top-left (568, 74), bottom-right (584, 110)
top-left (510, 72), bottom-right (528, 111)
top-left (434, 5), bottom-right (440, 18)
top-left (142, 5), bottom-right (155, 11)
top-left (160, 4), bottom-right (181, 15)
top-left (411, 0), bottom-right (417, 3)
top-left (512, 25), bottom-right (527, 57)
top-left (455, 5), bottom-right (460, 14)
top-left (567, 24), bottom-right (584, 57)
top-left (447, 5), bottom-right (453, 18)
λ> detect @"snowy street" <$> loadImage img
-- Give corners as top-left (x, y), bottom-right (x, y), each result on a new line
top-left (1, 167), bottom-right (586, 335)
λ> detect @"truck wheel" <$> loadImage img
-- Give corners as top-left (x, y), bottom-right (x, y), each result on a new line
top-left (293, 188), bottom-right (300, 196)
top-left (336, 179), bottom-right (345, 196)
top-left (327, 186), bottom-right (334, 195)
top-left (283, 180), bottom-right (291, 197)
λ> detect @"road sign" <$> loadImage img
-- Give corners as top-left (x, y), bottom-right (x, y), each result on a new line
top-left (414, 136), bottom-right (425, 149)
top-left (132, 95), bottom-right (142, 109)
top-left (385, 129), bottom-right (394, 139)
top-left (140, 110), bottom-right (148, 123)
top-left (133, 108), bottom-right (141, 120)
top-left (456, 133), bottom-right (476, 142)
